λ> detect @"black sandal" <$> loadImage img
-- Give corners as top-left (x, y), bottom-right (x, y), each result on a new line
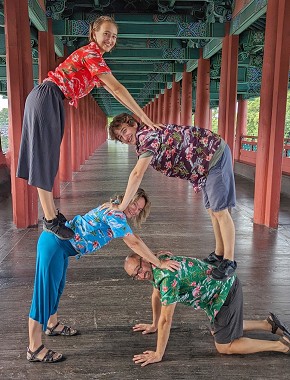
top-left (279, 332), bottom-right (290, 354)
top-left (27, 344), bottom-right (64, 363)
top-left (45, 321), bottom-right (78, 336)
top-left (267, 312), bottom-right (290, 335)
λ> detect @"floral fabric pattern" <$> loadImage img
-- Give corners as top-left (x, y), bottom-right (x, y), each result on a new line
top-left (46, 42), bottom-right (111, 108)
top-left (66, 207), bottom-right (133, 258)
top-left (136, 124), bottom-right (221, 192)
top-left (152, 254), bottom-right (236, 322)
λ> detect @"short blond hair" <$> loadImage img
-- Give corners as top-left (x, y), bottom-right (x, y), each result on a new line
top-left (110, 188), bottom-right (151, 228)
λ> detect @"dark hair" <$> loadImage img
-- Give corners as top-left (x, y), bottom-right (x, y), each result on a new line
top-left (108, 113), bottom-right (137, 141)
top-left (89, 16), bottom-right (118, 42)
top-left (110, 188), bottom-right (151, 228)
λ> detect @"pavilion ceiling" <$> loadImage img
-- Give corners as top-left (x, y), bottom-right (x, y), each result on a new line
top-left (0, 0), bottom-right (269, 116)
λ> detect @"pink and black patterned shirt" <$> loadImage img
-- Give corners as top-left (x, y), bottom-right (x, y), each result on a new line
top-left (46, 42), bottom-right (111, 108)
top-left (136, 124), bottom-right (222, 192)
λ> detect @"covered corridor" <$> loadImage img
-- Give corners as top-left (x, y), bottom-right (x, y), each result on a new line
top-left (0, 141), bottom-right (290, 379)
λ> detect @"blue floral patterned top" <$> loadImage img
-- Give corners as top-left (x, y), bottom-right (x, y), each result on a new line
top-left (136, 124), bottom-right (221, 192)
top-left (152, 254), bottom-right (236, 322)
top-left (66, 207), bottom-right (133, 258)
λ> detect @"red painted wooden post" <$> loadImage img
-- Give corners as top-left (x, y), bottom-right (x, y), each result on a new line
top-left (195, 49), bottom-right (210, 128)
top-left (224, 34), bottom-right (239, 156)
top-left (253, 0), bottom-right (290, 227)
top-left (234, 98), bottom-right (247, 161)
top-left (4, 0), bottom-right (38, 227)
top-left (71, 106), bottom-right (79, 172)
top-left (170, 78), bottom-right (181, 125)
top-left (157, 93), bottom-right (164, 124)
top-left (59, 101), bottom-right (72, 182)
top-left (181, 69), bottom-right (192, 125)
top-left (153, 97), bottom-right (159, 123)
top-left (164, 88), bottom-right (172, 124)
top-left (218, 23), bottom-right (230, 138)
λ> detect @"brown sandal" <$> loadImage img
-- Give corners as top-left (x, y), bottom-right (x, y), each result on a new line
top-left (267, 312), bottom-right (290, 335)
top-left (27, 344), bottom-right (64, 363)
top-left (45, 321), bottom-right (78, 336)
top-left (279, 333), bottom-right (290, 354)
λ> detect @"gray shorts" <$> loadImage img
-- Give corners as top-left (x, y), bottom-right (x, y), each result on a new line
top-left (202, 144), bottom-right (236, 212)
top-left (213, 277), bottom-right (244, 344)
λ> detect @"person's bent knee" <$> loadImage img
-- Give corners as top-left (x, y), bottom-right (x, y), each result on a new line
top-left (215, 341), bottom-right (233, 355)
top-left (212, 208), bottom-right (230, 219)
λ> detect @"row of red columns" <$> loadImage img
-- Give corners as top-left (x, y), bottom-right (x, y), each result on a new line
top-left (4, 0), bottom-right (107, 228)
top-left (3, 0), bottom-right (290, 229)
top-left (141, 0), bottom-right (290, 228)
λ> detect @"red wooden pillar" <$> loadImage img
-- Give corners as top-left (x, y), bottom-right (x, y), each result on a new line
top-left (234, 97), bottom-right (247, 161)
top-left (194, 49), bottom-right (210, 128)
top-left (181, 69), bottom-right (192, 125)
top-left (170, 78), bottom-right (181, 125)
top-left (163, 87), bottom-right (171, 124)
top-left (218, 23), bottom-right (230, 138)
top-left (59, 101), bottom-right (72, 181)
top-left (4, 0), bottom-right (38, 227)
top-left (153, 97), bottom-right (159, 123)
top-left (254, 0), bottom-right (290, 228)
top-left (225, 35), bottom-right (239, 155)
top-left (71, 106), bottom-right (80, 172)
top-left (157, 93), bottom-right (164, 124)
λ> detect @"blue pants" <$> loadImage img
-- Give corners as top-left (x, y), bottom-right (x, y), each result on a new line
top-left (29, 232), bottom-right (77, 331)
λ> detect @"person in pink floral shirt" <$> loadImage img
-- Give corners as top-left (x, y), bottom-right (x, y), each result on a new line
top-left (124, 253), bottom-right (290, 367)
top-left (107, 113), bottom-right (237, 280)
top-left (17, 16), bottom-right (160, 240)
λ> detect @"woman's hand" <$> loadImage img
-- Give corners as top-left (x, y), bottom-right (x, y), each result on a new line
top-left (159, 259), bottom-right (180, 272)
top-left (133, 323), bottom-right (157, 335)
top-left (133, 351), bottom-right (162, 367)
top-left (142, 119), bottom-right (164, 130)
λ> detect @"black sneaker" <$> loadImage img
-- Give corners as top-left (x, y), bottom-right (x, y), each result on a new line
top-left (211, 259), bottom-right (237, 280)
top-left (204, 251), bottom-right (223, 267)
top-left (56, 209), bottom-right (67, 224)
top-left (43, 217), bottom-right (75, 240)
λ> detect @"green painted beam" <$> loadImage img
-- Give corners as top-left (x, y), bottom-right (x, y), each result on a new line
top-left (203, 38), bottom-right (223, 59)
top-left (107, 62), bottom-right (184, 73)
top-left (230, 0), bottom-right (267, 35)
top-left (186, 59), bottom-right (198, 72)
top-left (28, 0), bottom-right (47, 31)
top-left (105, 47), bottom-right (199, 61)
top-left (54, 36), bottom-right (64, 57)
top-left (52, 20), bottom-right (226, 39)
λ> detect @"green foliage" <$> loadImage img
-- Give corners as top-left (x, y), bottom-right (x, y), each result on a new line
top-left (210, 90), bottom-right (290, 138)
top-left (0, 107), bottom-right (9, 153)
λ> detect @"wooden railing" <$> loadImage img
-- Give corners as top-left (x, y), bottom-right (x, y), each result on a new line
top-left (239, 135), bottom-right (290, 174)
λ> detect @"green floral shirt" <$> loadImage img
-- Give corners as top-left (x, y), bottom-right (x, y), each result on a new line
top-left (153, 255), bottom-right (236, 322)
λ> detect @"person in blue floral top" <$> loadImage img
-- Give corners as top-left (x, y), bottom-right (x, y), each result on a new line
top-left (124, 253), bottom-right (290, 367)
top-left (26, 189), bottom-right (179, 364)
top-left (107, 113), bottom-right (237, 280)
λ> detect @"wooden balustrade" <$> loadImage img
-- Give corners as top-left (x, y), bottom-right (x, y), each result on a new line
top-left (238, 135), bottom-right (290, 174)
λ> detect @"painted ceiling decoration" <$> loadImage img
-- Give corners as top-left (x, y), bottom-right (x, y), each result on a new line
top-left (0, 0), bottom-right (270, 116)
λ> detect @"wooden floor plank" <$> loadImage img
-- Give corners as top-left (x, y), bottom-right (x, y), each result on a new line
top-left (0, 141), bottom-right (290, 379)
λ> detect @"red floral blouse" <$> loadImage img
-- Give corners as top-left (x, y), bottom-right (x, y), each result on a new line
top-left (46, 42), bottom-right (111, 108)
